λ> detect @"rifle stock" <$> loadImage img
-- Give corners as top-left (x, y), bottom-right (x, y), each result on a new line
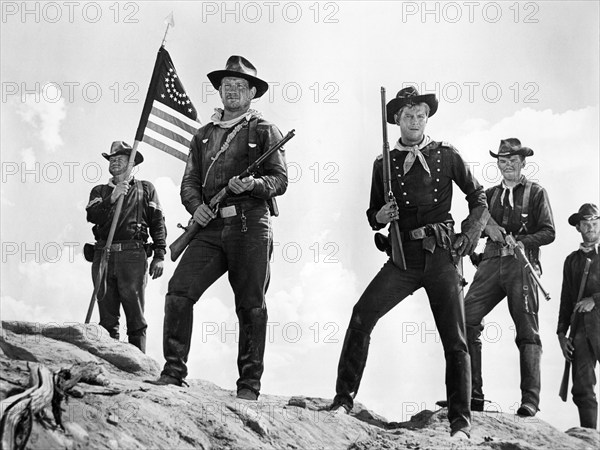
top-left (558, 257), bottom-right (592, 401)
top-left (380, 87), bottom-right (406, 270)
top-left (505, 235), bottom-right (550, 301)
top-left (169, 130), bottom-right (295, 262)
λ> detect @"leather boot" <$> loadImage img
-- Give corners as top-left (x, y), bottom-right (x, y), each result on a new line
top-left (467, 323), bottom-right (485, 407)
top-left (446, 351), bottom-right (471, 436)
top-left (518, 344), bottom-right (542, 414)
top-left (236, 307), bottom-right (268, 398)
top-left (334, 328), bottom-right (371, 409)
top-left (128, 334), bottom-right (146, 353)
top-left (162, 295), bottom-right (194, 381)
top-left (578, 407), bottom-right (598, 429)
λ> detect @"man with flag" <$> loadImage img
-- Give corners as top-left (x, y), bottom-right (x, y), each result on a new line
top-left (149, 56), bottom-right (288, 402)
top-left (86, 141), bottom-right (167, 353)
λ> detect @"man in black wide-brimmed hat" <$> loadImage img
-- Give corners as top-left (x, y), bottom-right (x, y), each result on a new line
top-left (150, 56), bottom-right (288, 401)
top-left (329, 86), bottom-right (489, 438)
top-left (459, 138), bottom-right (555, 417)
top-left (557, 203), bottom-right (599, 428)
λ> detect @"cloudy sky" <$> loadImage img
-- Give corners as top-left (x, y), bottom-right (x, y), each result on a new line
top-left (1, 1), bottom-right (599, 433)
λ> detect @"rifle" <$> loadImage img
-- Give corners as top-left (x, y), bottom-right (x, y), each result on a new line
top-left (380, 87), bottom-right (406, 270)
top-left (169, 129), bottom-right (295, 262)
top-left (559, 257), bottom-right (592, 401)
top-left (505, 235), bottom-right (551, 301)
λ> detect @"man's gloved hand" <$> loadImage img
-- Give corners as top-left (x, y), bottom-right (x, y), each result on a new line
top-left (193, 204), bottom-right (216, 227)
top-left (149, 258), bottom-right (164, 279)
top-left (228, 176), bottom-right (256, 194)
top-left (453, 229), bottom-right (482, 257)
top-left (110, 180), bottom-right (130, 203)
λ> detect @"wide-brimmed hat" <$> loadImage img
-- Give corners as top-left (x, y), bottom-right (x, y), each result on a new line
top-left (489, 138), bottom-right (534, 159)
top-left (102, 141), bottom-right (143, 166)
top-left (568, 203), bottom-right (600, 226)
top-left (386, 86), bottom-right (438, 124)
top-left (207, 55), bottom-right (269, 98)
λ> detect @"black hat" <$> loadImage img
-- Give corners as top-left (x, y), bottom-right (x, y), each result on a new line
top-left (386, 86), bottom-right (438, 124)
top-left (207, 55), bottom-right (269, 98)
top-left (568, 203), bottom-right (600, 226)
top-left (102, 141), bottom-right (143, 166)
top-left (489, 138), bottom-right (534, 159)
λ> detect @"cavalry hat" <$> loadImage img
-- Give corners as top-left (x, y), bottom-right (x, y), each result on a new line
top-left (386, 86), bottom-right (438, 124)
top-left (102, 141), bottom-right (143, 166)
top-left (207, 55), bottom-right (269, 98)
top-left (489, 138), bottom-right (534, 159)
top-left (568, 203), bottom-right (600, 226)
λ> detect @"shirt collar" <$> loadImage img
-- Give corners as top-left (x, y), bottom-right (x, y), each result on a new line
top-left (108, 176), bottom-right (134, 187)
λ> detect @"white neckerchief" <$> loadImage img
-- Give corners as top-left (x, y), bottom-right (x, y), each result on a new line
top-left (210, 108), bottom-right (261, 129)
top-left (579, 242), bottom-right (599, 253)
top-left (394, 135), bottom-right (432, 176)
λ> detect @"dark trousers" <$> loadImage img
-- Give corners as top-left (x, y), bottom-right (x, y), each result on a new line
top-left (465, 255), bottom-right (541, 408)
top-left (162, 200), bottom-right (272, 394)
top-left (92, 247), bottom-right (148, 352)
top-left (334, 241), bottom-right (471, 433)
top-left (572, 309), bottom-right (600, 428)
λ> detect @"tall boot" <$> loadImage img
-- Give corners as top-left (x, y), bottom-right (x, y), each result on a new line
top-left (446, 351), bottom-right (471, 436)
top-left (467, 324), bottom-right (485, 409)
top-left (518, 344), bottom-right (542, 415)
top-left (128, 334), bottom-right (146, 353)
top-left (236, 307), bottom-right (268, 397)
top-left (578, 407), bottom-right (598, 429)
top-left (162, 295), bottom-right (194, 381)
top-left (333, 328), bottom-right (371, 409)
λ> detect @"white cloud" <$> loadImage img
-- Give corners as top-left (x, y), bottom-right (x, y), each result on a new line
top-left (17, 84), bottom-right (67, 152)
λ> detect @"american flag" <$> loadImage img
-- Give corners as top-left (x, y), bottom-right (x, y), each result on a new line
top-left (135, 46), bottom-right (200, 161)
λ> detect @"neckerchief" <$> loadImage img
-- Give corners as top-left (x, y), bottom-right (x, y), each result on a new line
top-left (394, 135), bottom-right (432, 176)
top-left (579, 242), bottom-right (599, 254)
top-left (202, 109), bottom-right (261, 188)
top-left (500, 176), bottom-right (525, 208)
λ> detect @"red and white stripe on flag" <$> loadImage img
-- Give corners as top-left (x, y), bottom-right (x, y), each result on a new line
top-left (135, 46), bottom-right (200, 162)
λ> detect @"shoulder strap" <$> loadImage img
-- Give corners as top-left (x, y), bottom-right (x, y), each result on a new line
top-left (516, 180), bottom-right (532, 234)
top-left (248, 117), bottom-right (259, 165)
top-left (135, 180), bottom-right (144, 240)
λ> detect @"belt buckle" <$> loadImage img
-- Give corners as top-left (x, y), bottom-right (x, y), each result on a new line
top-left (409, 227), bottom-right (426, 240)
top-left (219, 205), bottom-right (237, 218)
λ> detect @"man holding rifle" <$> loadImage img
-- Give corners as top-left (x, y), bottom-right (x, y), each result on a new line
top-left (150, 56), bottom-right (287, 401)
top-left (557, 203), bottom-right (599, 428)
top-left (330, 87), bottom-right (488, 439)
top-left (86, 141), bottom-right (166, 353)
top-left (462, 139), bottom-right (555, 417)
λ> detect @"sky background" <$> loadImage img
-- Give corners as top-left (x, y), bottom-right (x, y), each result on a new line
top-left (1, 0), bottom-right (599, 434)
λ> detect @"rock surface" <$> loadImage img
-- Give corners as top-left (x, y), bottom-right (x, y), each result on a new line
top-left (1, 320), bottom-right (598, 450)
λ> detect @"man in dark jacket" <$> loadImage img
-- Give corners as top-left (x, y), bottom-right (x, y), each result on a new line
top-left (558, 203), bottom-right (600, 429)
top-left (150, 56), bottom-right (288, 401)
top-left (330, 87), bottom-right (488, 439)
top-left (463, 139), bottom-right (555, 417)
top-left (86, 141), bottom-right (166, 353)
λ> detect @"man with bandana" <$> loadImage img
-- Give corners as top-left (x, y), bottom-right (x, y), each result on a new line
top-left (150, 56), bottom-right (288, 401)
top-left (329, 87), bottom-right (489, 439)
top-left (558, 203), bottom-right (600, 429)
top-left (460, 139), bottom-right (555, 417)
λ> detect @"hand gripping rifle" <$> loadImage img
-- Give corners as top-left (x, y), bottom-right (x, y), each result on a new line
top-left (505, 234), bottom-right (551, 301)
top-left (559, 257), bottom-right (592, 401)
top-left (169, 129), bottom-right (295, 262)
top-left (380, 87), bottom-right (406, 270)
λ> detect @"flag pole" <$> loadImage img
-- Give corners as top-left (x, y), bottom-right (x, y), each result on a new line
top-left (161, 12), bottom-right (174, 48)
top-left (85, 12), bottom-right (174, 323)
